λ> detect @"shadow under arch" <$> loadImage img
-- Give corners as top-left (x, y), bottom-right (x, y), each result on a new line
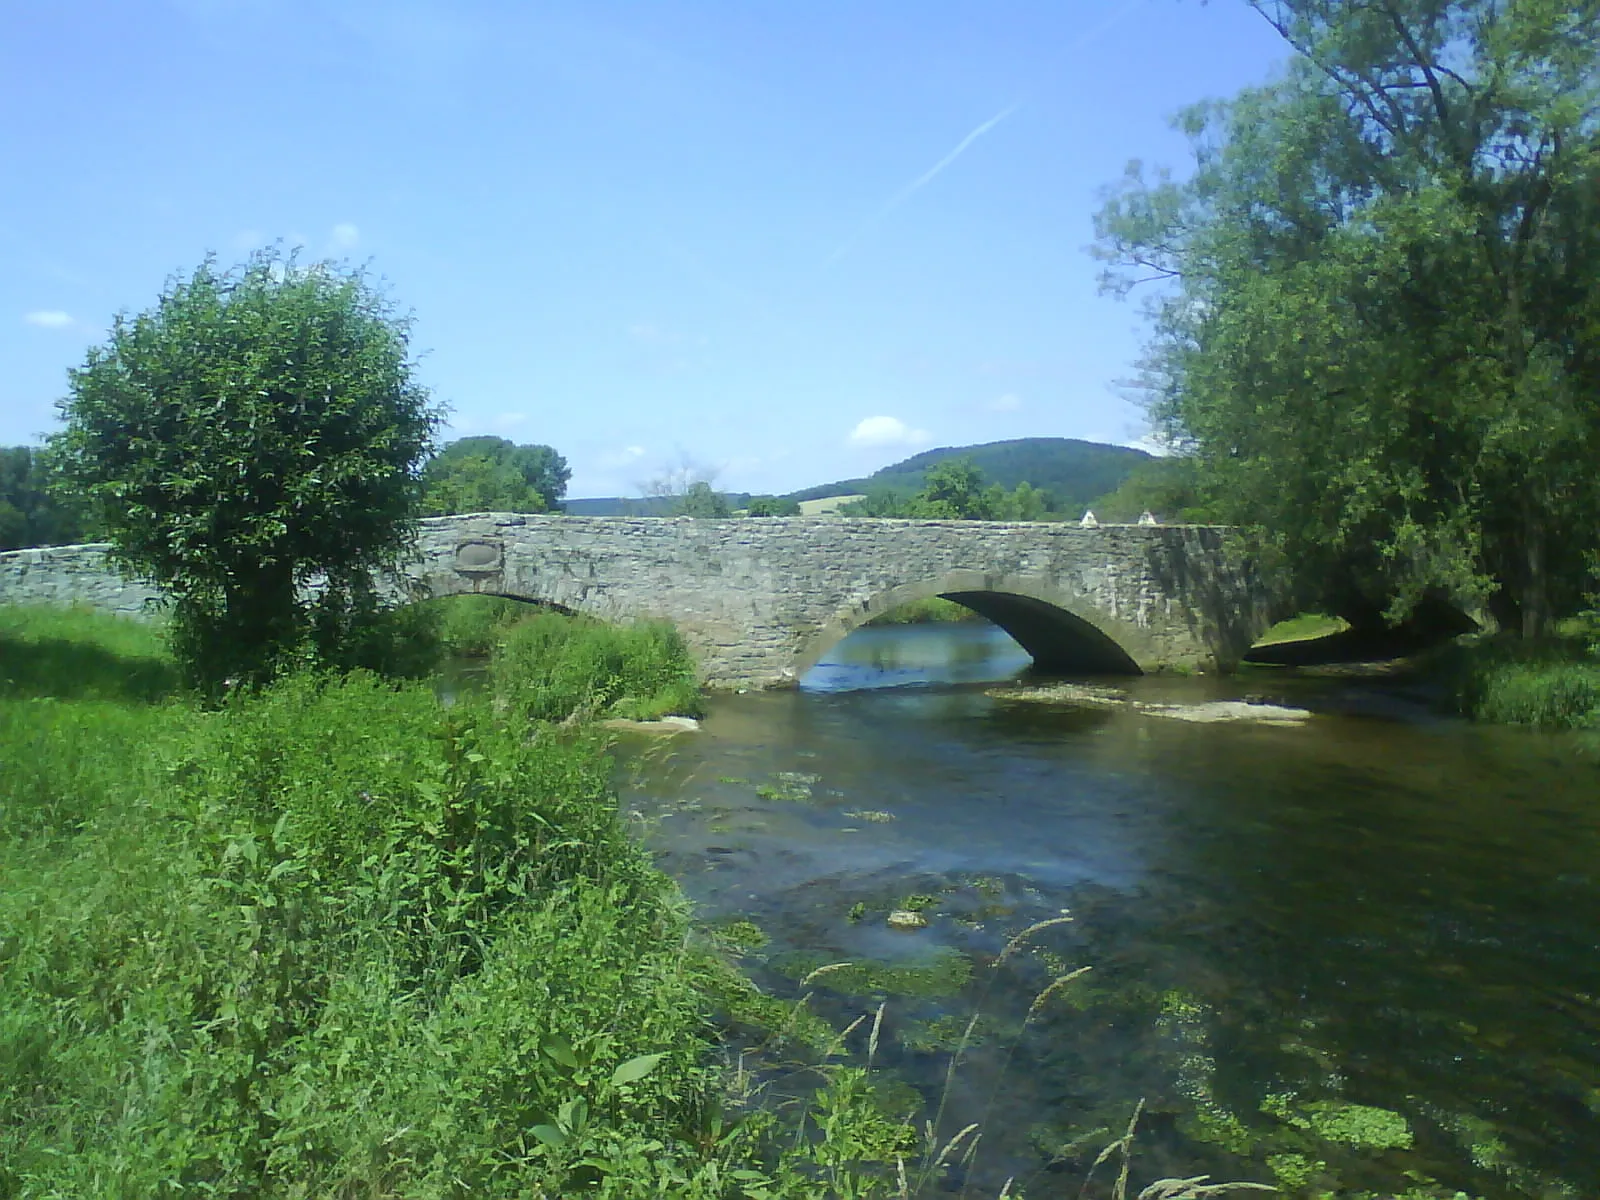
top-left (793, 571), bottom-right (1143, 680)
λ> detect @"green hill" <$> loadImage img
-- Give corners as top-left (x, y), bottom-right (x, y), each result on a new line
top-left (786, 437), bottom-right (1150, 512)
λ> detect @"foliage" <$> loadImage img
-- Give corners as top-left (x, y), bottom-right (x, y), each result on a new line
top-left (1095, 0), bottom-right (1600, 636)
top-left (841, 458), bottom-right (1061, 521)
top-left (492, 610), bottom-right (705, 722)
top-left (673, 480), bottom-right (734, 518)
top-left (47, 248), bottom-right (440, 693)
top-left (421, 436), bottom-right (571, 516)
top-left (0, 446), bottom-right (94, 551)
top-left (744, 495), bottom-right (802, 517)
top-left (1088, 457), bottom-right (1217, 524)
top-left (864, 596), bottom-right (980, 625)
top-left (427, 593), bottom-right (539, 656)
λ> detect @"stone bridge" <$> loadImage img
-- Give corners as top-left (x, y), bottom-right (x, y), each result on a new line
top-left (0, 515), bottom-right (1276, 687)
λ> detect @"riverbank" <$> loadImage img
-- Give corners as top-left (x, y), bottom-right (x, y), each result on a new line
top-left (0, 604), bottom-right (949, 1197)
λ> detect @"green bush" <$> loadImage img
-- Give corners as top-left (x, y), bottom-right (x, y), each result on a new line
top-left (492, 612), bottom-right (704, 723)
top-left (428, 593), bottom-right (534, 657)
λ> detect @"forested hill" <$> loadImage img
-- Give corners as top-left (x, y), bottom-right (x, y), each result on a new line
top-left (786, 438), bottom-right (1150, 511)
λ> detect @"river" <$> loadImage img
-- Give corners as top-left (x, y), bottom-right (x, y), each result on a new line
top-left (615, 621), bottom-right (1600, 1198)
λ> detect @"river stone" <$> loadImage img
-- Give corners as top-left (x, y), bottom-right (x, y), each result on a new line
top-left (1135, 700), bottom-right (1310, 725)
top-left (599, 715), bottom-right (701, 734)
top-left (887, 910), bottom-right (929, 930)
top-left (985, 683), bottom-right (1129, 707)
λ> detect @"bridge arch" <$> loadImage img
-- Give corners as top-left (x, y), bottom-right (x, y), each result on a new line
top-left (793, 570), bottom-right (1144, 681)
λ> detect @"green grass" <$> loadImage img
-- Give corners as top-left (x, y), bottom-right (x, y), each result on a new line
top-left (864, 596), bottom-right (982, 626)
top-left (1251, 612), bottom-right (1350, 647)
top-left (1440, 629), bottom-right (1600, 731)
top-left (0, 603), bottom-right (179, 702)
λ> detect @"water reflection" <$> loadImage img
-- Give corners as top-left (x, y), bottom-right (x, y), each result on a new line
top-left (802, 620), bottom-right (1032, 691)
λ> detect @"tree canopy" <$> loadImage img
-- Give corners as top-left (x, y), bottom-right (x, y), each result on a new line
top-left (1096, 0), bottom-right (1600, 634)
top-left (420, 437), bottom-right (570, 516)
top-left (49, 250), bottom-right (440, 691)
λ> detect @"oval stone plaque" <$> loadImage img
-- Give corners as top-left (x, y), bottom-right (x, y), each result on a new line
top-left (454, 540), bottom-right (502, 572)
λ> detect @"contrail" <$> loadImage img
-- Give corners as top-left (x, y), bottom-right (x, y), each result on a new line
top-left (819, 0), bottom-right (1139, 269)
top-left (821, 103), bottom-right (1019, 268)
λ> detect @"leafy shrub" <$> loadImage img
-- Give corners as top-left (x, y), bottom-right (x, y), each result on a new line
top-left (428, 593), bottom-right (536, 657)
top-left (492, 612), bottom-right (703, 723)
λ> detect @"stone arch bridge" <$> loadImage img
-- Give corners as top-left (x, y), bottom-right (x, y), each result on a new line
top-left (0, 515), bottom-right (1276, 688)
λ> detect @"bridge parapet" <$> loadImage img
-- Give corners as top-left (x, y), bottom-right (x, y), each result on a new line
top-left (1, 515), bottom-right (1275, 687)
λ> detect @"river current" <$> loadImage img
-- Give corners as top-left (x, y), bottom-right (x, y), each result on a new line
top-left (615, 622), bottom-right (1600, 1198)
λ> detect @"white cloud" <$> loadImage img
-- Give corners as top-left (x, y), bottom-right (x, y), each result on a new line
top-left (330, 223), bottom-right (360, 251)
top-left (988, 393), bottom-right (1023, 413)
top-left (23, 310), bottom-right (73, 328)
top-left (599, 444), bottom-right (648, 468)
top-left (847, 416), bottom-right (931, 449)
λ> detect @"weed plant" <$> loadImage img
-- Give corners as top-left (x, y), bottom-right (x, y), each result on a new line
top-left (493, 610), bottom-right (704, 722)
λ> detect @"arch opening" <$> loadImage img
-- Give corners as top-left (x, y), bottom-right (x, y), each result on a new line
top-left (795, 573), bottom-right (1145, 683)
top-left (940, 591), bottom-right (1140, 675)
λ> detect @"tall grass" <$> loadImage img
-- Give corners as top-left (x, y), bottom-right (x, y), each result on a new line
top-left (1442, 632), bottom-right (1600, 730)
top-left (492, 610), bottom-right (704, 722)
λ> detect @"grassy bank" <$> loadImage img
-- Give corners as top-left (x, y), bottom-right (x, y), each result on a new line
top-left (0, 604), bottom-right (987, 1198)
top-left (1442, 623), bottom-right (1600, 731)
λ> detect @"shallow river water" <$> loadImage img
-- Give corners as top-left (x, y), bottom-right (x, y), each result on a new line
top-left (615, 623), bottom-right (1600, 1198)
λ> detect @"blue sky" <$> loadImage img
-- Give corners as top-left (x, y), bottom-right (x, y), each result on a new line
top-left (2, 1), bottom-right (1287, 498)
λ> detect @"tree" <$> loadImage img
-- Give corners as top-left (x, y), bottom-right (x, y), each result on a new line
top-left (49, 249), bottom-right (440, 691)
top-left (744, 495), bottom-right (801, 516)
top-left (421, 436), bottom-right (570, 515)
top-left (913, 457), bottom-right (992, 519)
top-left (1096, 0), bottom-right (1600, 635)
top-left (0, 446), bottom-right (93, 550)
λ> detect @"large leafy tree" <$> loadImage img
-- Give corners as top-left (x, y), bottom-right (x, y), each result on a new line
top-left (1096, 0), bottom-right (1600, 634)
top-left (49, 249), bottom-right (440, 690)
top-left (420, 436), bottom-right (570, 515)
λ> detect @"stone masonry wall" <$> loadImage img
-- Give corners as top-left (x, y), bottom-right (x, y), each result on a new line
top-left (0, 516), bottom-right (1274, 688)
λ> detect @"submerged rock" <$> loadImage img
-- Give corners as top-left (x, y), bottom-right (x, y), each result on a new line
top-left (1135, 701), bottom-right (1311, 726)
top-left (985, 683), bottom-right (1129, 707)
top-left (599, 715), bottom-right (701, 734)
top-left (987, 685), bottom-right (1311, 726)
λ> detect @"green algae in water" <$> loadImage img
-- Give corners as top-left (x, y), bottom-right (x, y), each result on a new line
top-left (712, 918), bottom-right (769, 952)
top-left (897, 1012), bottom-right (987, 1054)
top-left (772, 949), bottom-right (974, 999)
top-left (755, 771), bottom-right (821, 803)
top-left (1262, 1093), bottom-right (1413, 1151)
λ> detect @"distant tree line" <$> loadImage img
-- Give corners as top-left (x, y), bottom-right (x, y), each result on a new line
top-left (840, 458), bottom-right (1065, 521)
top-left (0, 446), bottom-right (95, 551)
